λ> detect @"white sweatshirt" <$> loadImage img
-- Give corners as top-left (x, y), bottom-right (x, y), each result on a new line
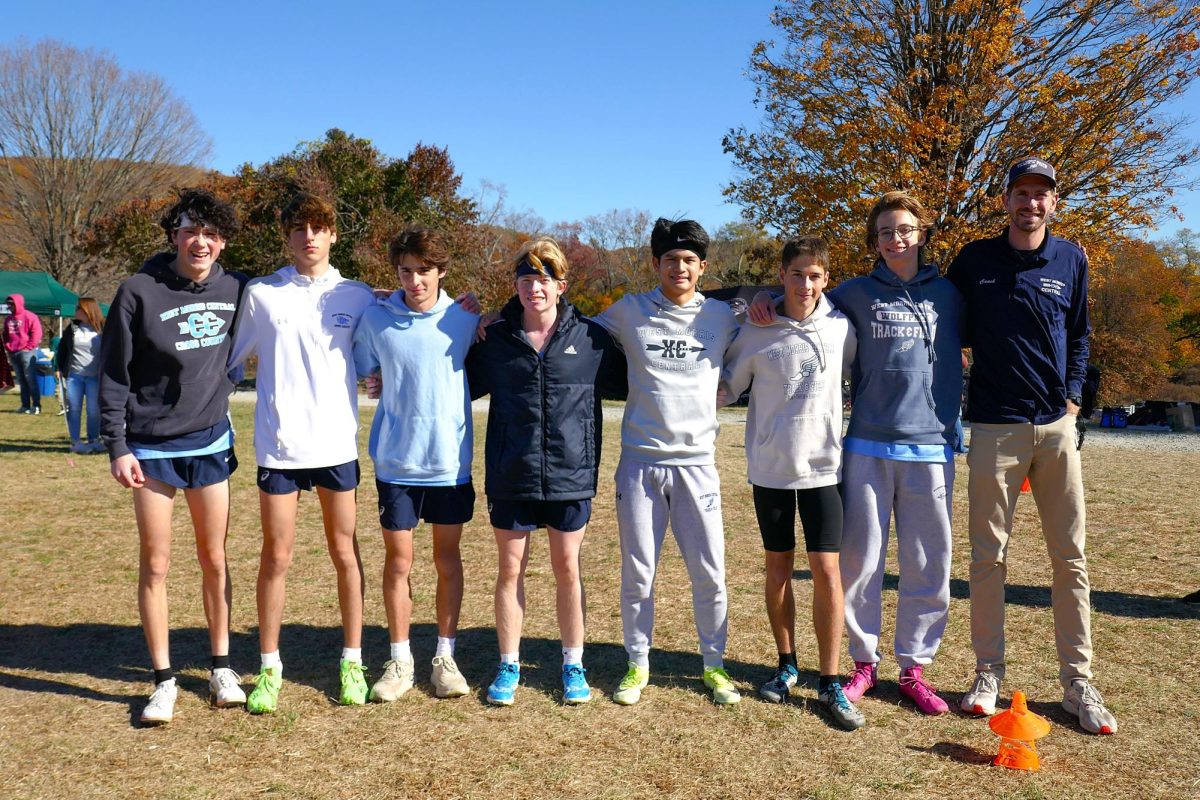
top-left (595, 287), bottom-right (738, 466)
top-left (720, 296), bottom-right (856, 489)
top-left (228, 265), bottom-right (376, 469)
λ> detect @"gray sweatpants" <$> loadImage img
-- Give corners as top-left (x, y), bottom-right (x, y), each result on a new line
top-left (615, 458), bottom-right (728, 668)
top-left (840, 451), bottom-right (953, 669)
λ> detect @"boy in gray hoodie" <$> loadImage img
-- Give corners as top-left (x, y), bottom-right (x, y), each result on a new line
top-left (594, 218), bottom-right (741, 705)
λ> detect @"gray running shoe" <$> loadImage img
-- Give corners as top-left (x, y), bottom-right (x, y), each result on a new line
top-left (758, 665), bottom-right (799, 704)
top-left (817, 681), bottom-right (866, 731)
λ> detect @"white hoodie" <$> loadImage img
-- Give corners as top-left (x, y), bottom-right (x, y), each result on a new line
top-left (720, 296), bottom-right (856, 489)
top-left (228, 265), bottom-right (376, 469)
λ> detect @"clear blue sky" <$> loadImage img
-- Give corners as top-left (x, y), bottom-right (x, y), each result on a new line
top-left (5, 0), bottom-right (1199, 239)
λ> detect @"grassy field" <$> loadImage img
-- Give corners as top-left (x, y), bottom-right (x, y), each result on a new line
top-left (1, 392), bottom-right (1198, 800)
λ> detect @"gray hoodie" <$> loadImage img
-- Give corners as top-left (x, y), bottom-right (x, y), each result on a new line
top-left (595, 287), bottom-right (738, 465)
top-left (721, 296), bottom-right (856, 489)
top-left (829, 261), bottom-right (963, 446)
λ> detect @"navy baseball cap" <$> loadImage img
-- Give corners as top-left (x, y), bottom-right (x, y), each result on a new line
top-left (1007, 158), bottom-right (1057, 189)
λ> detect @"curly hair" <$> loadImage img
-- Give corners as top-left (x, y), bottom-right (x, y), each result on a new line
top-left (159, 188), bottom-right (240, 243)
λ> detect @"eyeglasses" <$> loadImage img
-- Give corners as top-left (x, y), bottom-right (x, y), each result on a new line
top-left (876, 225), bottom-right (920, 241)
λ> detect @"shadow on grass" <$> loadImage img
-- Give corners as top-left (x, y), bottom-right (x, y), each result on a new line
top-left (0, 437), bottom-right (72, 453)
top-left (791, 569), bottom-right (1200, 620)
top-left (907, 742), bottom-right (994, 766)
top-left (0, 622), bottom-right (801, 707)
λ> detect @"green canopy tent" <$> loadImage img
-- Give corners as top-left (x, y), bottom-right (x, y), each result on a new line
top-left (0, 271), bottom-right (79, 317)
top-left (0, 271), bottom-right (109, 336)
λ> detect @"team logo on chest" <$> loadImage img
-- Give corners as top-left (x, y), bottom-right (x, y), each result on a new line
top-left (160, 301), bottom-right (234, 351)
top-left (645, 339), bottom-right (706, 359)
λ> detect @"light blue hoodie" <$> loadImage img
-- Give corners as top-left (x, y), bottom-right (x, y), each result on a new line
top-left (352, 290), bottom-right (478, 485)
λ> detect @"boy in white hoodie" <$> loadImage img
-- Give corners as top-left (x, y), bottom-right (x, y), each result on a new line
top-left (227, 194), bottom-right (377, 713)
top-left (721, 236), bottom-right (862, 730)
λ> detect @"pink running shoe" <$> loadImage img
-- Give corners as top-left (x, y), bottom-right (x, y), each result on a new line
top-left (842, 661), bottom-right (877, 703)
top-left (899, 665), bottom-right (948, 715)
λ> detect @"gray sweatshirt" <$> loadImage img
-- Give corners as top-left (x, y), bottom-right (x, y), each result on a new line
top-left (721, 296), bottom-right (856, 489)
top-left (595, 287), bottom-right (738, 465)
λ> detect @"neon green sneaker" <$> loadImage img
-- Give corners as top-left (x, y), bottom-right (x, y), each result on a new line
top-left (247, 666), bottom-right (282, 714)
top-left (613, 662), bottom-right (650, 706)
top-left (339, 659), bottom-right (368, 706)
top-left (703, 665), bottom-right (742, 705)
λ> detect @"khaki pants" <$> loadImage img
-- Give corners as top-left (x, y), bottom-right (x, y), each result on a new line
top-left (966, 414), bottom-right (1092, 688)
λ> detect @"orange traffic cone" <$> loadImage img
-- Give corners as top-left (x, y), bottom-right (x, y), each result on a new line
top-left (989, 691), bottom-right (1052, 771)
top-left (1020, 477), bottom-right (1031, 493)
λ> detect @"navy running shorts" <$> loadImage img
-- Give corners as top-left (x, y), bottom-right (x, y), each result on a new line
top-left (257, 460), bottom-right (360, 495)
top-left (141, 448), bottom-right (238, 490)
top-left (376, 480), bottom-right (476, 530)
top-left (487, 497), bottom-right (592, 532)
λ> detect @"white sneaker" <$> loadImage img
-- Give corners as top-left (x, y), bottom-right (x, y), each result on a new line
top-left (960, 670), bottom-right (1000, 716)
top-left (209, 668), bottom-right (246, 707)
top-left (369, 657), bottom-right (414, 702)
top-left (141, 679), bottom-right (177, 724)
top-left (431, 655), bottom-right (470, 698)
top-left (1063, 679), bottom-right (1118, 735)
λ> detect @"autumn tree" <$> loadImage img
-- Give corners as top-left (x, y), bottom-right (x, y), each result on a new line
top-left (1088, 238), bottom-right (1192, 399)
top-left (725, 1), bottom-right (1200, 276)
top-left (0, 39), bottom-right (210, 292)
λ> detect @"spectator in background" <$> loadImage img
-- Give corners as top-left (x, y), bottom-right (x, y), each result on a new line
top-left (4, 293), bottom-right (44, 414)
top-left (57, 297), bottom-right (106, 453)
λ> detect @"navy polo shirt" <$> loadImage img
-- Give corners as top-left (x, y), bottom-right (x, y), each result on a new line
top-left (947, 230), bottom-right (1090, 425)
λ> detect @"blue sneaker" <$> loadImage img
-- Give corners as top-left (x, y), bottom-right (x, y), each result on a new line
top-left (562, 664), bottom-right (591, 705)
top-left (487, 662), bottom-right (520, 706)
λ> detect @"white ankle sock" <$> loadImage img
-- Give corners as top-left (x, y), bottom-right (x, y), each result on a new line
top-left (500, 652), bottom-right (519, 665)
top-left (435, 636), bottom-right (455, 658)
top-left (562, 646), bottom-right (584, 666)
top-left (341, 647), bottom-right (362, 663)
top-left (390, 641), bottom-right (412, 661)
top-left (261, 651), bottom-right (282, 670)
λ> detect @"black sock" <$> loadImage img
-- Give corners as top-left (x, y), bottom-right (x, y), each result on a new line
top-left (153, 667), bottom-right (174, 685)
top-left (211, 655), bottom-right (230, 671)
top-left (819, 674), bottom-right (838, 691)
top-left (778, 652), bottom-right (798, 671)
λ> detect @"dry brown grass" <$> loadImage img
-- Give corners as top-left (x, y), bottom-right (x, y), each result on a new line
top-left (1, 392), bottom-right (1198, 800)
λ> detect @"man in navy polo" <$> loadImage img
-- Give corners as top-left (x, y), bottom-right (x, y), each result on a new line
top-left (948, 158), bottom-right (1117, 735)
